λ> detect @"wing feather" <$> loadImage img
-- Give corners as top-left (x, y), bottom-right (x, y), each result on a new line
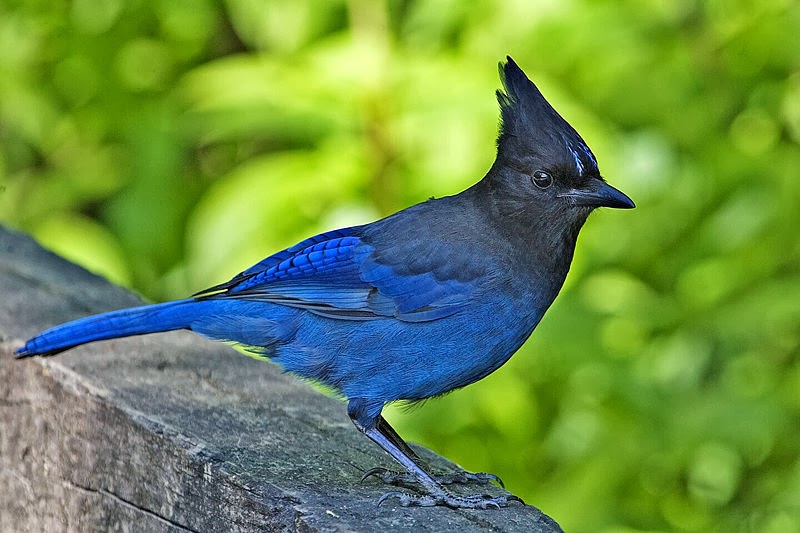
top-left (196, 226), bottom-right (479, 322)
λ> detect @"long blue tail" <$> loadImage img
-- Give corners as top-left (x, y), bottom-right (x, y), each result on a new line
top-left (15, 299), bottom-right (201, 358)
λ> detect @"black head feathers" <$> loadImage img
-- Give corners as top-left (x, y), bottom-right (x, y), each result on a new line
top-left (496, 56), bottom-right (599, 178)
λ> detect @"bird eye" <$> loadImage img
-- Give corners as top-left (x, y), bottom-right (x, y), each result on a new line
top-left (532, 170), bottom-right (553, 189)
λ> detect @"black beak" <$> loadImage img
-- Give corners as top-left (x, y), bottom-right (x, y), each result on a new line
top-left (560, 179), bottom-right (635, 209)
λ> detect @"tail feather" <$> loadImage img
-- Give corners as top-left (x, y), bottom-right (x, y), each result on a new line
top-left (15, 299), bottom-right (199, 358)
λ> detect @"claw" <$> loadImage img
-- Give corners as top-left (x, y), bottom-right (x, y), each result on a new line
top-left (508, 494), bottom-right (526, 505)
top-left (376, 491), bottom-right (399, 507)
top-left (361, 467), bottom-right (390, 483)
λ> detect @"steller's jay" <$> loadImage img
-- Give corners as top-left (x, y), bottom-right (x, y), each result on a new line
top-left (16, 57), bottom-right (634, 509)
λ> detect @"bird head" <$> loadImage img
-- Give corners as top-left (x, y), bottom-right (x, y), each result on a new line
top-left (491, 57), bottom-right (634, 212)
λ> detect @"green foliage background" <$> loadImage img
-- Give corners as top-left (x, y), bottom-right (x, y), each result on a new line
top-left (2, 1), bottom-right (799, 531)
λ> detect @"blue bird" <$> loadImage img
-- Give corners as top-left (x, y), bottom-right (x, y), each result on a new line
top-left (16, 57), bottom-right (634, 509)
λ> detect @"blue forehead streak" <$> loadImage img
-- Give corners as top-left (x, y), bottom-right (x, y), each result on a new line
top-left (580, 141), bottom-right (597, 166)
top-left (563, 136), bottom-right (584, 175)
top-left (562, 134), bottom-right (597, 176)
top-left (569, 145), bottom-right (584, 175)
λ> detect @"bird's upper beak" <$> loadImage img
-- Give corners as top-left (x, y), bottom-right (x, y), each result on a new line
top-left (559, 178), bottom-right (635, 209)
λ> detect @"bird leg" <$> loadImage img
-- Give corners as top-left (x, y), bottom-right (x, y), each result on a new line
top-left (360, 416), bottom-right (505, 487)
top-left (348, 402), bottom-right (523, 509)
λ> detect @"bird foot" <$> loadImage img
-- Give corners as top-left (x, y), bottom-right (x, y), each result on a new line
top-left (362, 467), bottom-right (504, 488)
top-left (377, 490), bottom-right (524, 509)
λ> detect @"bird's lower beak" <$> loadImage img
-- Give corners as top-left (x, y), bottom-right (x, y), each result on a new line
top-left (560, 179), bottom-right (635, 209)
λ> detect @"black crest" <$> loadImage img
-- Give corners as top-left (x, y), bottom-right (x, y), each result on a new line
top-left (497, 57), bottom-right (598, 177)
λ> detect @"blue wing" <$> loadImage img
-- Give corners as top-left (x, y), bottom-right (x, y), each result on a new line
top-left (195, 226), bottom-right (478, 322)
